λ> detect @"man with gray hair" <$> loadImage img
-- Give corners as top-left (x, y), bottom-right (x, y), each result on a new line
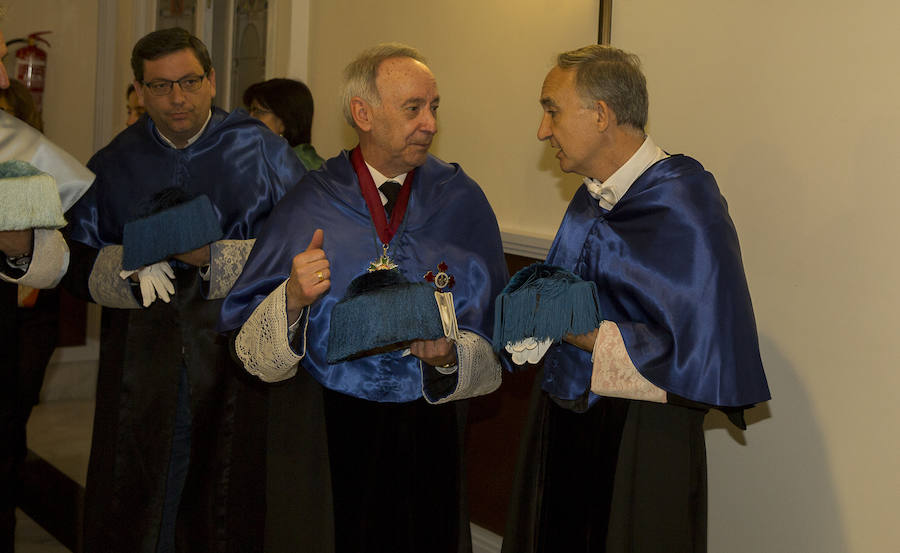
top-left (219, 43), bottom-right (508, 552)
top-left (502, 45), bottom-right (770, 552)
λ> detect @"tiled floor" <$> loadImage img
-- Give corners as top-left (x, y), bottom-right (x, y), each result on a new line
top-left (15, 367), bottom-right (95, 553)
top-left (10, 358), bottom-right (509, 553)
top-left (23, 400), bottom-right (94, 486)
top-left (14, 510), bottom-right (69, 553)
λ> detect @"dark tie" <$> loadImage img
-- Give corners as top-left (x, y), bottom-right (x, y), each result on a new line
top-left (380, 180), bottom-right (401, 218)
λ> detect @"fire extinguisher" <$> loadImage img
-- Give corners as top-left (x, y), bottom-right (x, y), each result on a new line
top-left (6, 31), bottom-right (51, 114)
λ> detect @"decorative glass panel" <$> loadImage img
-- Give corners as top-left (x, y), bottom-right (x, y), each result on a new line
top-left (231, 0), bottom-right (268, 111)
top-left (157, 0), bottom-right (197, 32)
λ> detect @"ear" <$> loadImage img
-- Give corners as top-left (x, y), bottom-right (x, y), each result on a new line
top-left (350, 96), bottom-right (373, 131)
top-left (594, 100), bottom-right (613, 132)
top-left (207, 68), bottom-right (217, 99)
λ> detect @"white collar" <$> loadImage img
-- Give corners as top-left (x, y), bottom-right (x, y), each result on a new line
top-left (157, 109), bottom-right (213, 149)
top-left (365, 161), bottom-right (408, 188)
top-left (584, 135), bottom-right (667, 210)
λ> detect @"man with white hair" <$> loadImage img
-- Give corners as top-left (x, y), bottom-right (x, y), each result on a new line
top-left (220, 43), bottom-right (508, 552)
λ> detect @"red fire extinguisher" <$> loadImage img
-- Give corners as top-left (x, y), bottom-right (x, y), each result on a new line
top-left (6, 31), bottom-right (51, 113)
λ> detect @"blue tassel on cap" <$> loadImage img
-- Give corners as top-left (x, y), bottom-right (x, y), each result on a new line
top-left (326, 269), bottom-right (445, 364)
top-left (122, 193), bottom-right (223, 270)
top-left (492, 263), bottom-right (602, 352)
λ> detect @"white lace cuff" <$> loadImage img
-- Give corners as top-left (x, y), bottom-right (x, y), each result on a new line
top-left (88, 245), bottom-right (141, 308)
top-left (207, 239), bottom-right (256, 299)
top-left (422, 330), bottom-right (502, 404)
top-left (590, 321), bottom-right (667, 403)
top-left (234, 279), bottom-right (307, 383)
top-left (0, 229), bottom-right (68, 288)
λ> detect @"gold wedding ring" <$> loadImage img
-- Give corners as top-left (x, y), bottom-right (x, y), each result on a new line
top-left (316, 271), bottom-right (325, 282)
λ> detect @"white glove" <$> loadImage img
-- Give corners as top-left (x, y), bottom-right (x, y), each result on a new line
top-left (120, 261), bottom-right (175, 307)
top-left (505, 336), bottom-right (553, 365)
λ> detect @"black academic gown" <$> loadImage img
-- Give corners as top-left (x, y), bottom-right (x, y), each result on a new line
top-left (220, 149), bottom-right (509, 553)
top-left (64, 108), bottom-right (305, 553)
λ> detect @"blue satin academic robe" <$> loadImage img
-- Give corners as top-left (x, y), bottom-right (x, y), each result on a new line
top-left (542, 154), bottom-right (770, 408)
top-left (501, 154), bottom-right (770, 553)
top-left (64, 107), bottom-right (305, 553)
top-left (219, 150), bottom-right (508, 403)
top-left (68, 107), bottom-right (303, 247)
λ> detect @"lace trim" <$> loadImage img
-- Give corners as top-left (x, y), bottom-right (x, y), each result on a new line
top-left (234, 279), bottom-right (304, 382)
top-left (590, 321), bottom-right (666, 403)
top-left (422, 330), bottom-right (501, 404)
top-left (88, 245), bottom-right (140, 308)
top-left (0, 229), bottom-right (68, 288)
top-left (207, 239), bottom-right (256, 299)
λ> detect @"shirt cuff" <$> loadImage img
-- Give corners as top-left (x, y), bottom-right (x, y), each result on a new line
top-left (234, 279), bottom-right (307, 382)
top-left (590, 320), bottom-right (667, 403)
top-left (0, 229), bottom-right (69, 289)
top-left (87, 244), bottom-right (142, 308)
top-left (207, 239), bottom-right (256, 299)
top-left (421, 330), bottom-right (502, 404)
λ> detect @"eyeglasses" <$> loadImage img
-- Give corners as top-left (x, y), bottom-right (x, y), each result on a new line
top-left (142, 74), bottom-right (207, 96)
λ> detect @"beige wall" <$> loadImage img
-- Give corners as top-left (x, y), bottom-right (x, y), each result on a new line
top-left (306, 0), bottom-right (598, 242)
top-left (2, 0), bottom-right (98, 163)
top-left (612, 1), bottom-right (900, 550)
top-left (306, 0), bottom-right (899, 551)
top-left (12, 1), bottom-right (898, 549)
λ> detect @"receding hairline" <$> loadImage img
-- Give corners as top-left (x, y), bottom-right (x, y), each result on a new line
top-left (372, 56), bottom-right (435, 89)
top-left (341, 43), bottom-right (431, 127)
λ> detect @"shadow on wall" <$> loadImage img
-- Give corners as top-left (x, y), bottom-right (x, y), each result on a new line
top-left (704, 334), bottom-right (848, 553)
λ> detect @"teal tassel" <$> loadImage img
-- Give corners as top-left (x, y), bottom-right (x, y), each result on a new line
top-left (326, 270), bottom-right (445, 363)
top-left (122, 194), bottom-right (223, 270)
top-left (493, 264), bottom-right (602, 351)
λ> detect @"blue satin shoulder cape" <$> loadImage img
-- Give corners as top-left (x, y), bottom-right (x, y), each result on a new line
top-left (66, 107), bottom-right (306, 247)
top-left (542, 155), bottom-right (770, 408)
top-left (218, 150), bottom-right (508, 402)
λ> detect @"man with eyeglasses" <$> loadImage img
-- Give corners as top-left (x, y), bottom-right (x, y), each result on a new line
top-left (63, 27), bottom-right (306, 552)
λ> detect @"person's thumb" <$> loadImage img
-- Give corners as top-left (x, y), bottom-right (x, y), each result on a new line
top-left (305, 228), bottom-right (324, 252)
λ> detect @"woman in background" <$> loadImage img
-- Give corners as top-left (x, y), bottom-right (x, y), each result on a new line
top-left (243, 78), bottom-right (324, 171)
top-left (125, 83), bottom-right (146, 126)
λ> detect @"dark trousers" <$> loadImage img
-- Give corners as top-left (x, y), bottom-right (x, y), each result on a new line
top-left (1, 284), bottom-right (59, 553)
top-left (322, 389), bottom-right (469, 553)
top-left (538, 397), bottom-right (629, 553)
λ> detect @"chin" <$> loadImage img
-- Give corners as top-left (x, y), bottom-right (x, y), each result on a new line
top-left (405, 151), bottom-right (430, 168)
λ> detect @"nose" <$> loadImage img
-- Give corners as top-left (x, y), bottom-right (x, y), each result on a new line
top-left (169, 82), bottom-right (187, 104)
top-left (419, 108), bottom-right (437, 135)
top-left (537, 112), bottom-right (552, 141)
